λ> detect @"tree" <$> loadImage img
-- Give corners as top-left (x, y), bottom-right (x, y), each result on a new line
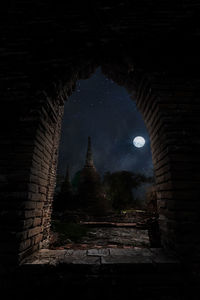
top-left (103, 171), bottom-right (154, 210)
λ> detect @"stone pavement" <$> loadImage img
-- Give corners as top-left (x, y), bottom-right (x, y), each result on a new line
top-left (24, 247), bottom-right (178, 266)
top-left (4, 247), bottom-right (189, 300)
top-left (80, 227), bottom-right (150, 247)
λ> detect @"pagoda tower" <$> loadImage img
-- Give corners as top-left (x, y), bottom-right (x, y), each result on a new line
top-left (84, 136), bottom-right (96, 169)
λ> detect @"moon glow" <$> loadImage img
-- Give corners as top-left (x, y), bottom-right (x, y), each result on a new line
top-left (133, 136), bottom-right (145, 148)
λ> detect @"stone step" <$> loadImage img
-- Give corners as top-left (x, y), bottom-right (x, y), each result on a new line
top-left (1, 248), bottom-right (196, 299)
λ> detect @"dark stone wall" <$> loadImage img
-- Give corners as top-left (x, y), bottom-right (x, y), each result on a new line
top-left (136, 75), bottom-right (200, 259)
top-left (1, 0), bottom-right (200, 265)
top-left (0, 90), bottom-right (65, 264)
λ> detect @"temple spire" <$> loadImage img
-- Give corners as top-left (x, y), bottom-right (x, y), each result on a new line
top-left (85, 136), bottom-right (94, 168)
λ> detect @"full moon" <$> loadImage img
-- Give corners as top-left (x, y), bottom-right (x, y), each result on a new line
top-left (133, 136), bottom-right (145, 148)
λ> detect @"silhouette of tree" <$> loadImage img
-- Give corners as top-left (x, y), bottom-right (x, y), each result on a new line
top-left (103, 171), bottom-right (154, 210)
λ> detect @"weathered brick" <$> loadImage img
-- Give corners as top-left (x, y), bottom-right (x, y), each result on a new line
top-left (19, 239), bottom-right (31, 252)
top-left (33, 218), bottom-right (42, 227)
top-left (28, 227), bottom-right (42, 238)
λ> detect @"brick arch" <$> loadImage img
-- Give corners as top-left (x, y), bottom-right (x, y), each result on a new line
top-left (1, 51), bottom-right (200, 266)
top-left (1, 50), bottom-right (200, 267)
top-left (38, 59), bottom-right (143, 249)
top-left (8, 58), bottom-right (199, 265)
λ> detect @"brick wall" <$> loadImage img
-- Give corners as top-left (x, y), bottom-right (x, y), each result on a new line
top-left (1, 63), bottom-right (200, 266)
top-left (0, 84), bottom-right (65, 264)
top-left (136, 74), bottom-right (200, 260)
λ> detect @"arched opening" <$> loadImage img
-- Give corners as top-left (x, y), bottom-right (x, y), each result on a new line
top-left (4, 53), bottom-right (198, 269)
top-left (49, 67), bottom-right (158, 253)
top-left (21, 54), bottom-right (179, 267)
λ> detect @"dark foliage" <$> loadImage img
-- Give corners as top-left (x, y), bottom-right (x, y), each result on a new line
top-left (103, 170), bottom-right (154, 210)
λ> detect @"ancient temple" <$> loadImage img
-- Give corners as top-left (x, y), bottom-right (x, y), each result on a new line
top-left (84, 136), bottom-right (96, 169)
top-left (78, 137), bottom-right (107, 214)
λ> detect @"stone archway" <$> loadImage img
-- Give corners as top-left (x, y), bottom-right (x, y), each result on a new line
top-left (2, 57), bottom-right (198, 265)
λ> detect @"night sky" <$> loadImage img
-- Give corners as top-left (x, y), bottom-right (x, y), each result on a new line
top-left (57, 67), bottom-right (153, 183)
